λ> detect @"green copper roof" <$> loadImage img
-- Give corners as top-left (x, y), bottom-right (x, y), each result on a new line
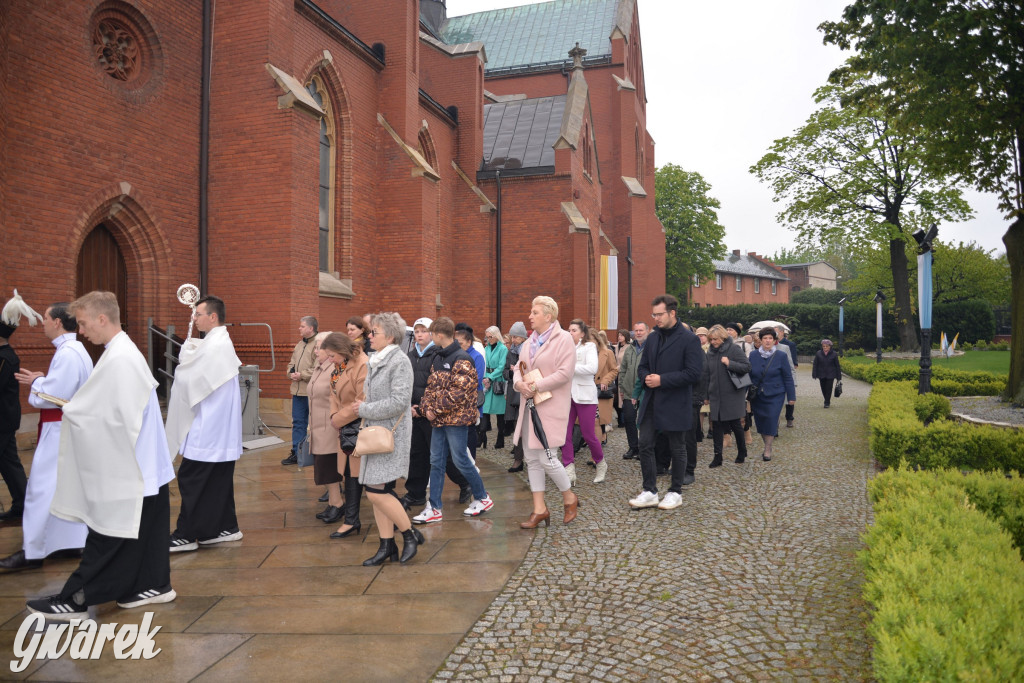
top-left (441, 0), bottom-right (619, 72)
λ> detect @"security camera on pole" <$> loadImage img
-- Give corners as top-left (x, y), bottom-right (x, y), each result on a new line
top-left (914, 224), bottom-right (938, 394)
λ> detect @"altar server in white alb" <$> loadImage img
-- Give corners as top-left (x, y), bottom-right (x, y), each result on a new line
top-left (26, 291), bottom-right (176, 620)
top-left (0, 301), bottom-right (92, 573)
top-left (165, 295), bottom-right (243, 552)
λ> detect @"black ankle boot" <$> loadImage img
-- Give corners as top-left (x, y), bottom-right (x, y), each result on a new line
top-left (363, 538), bottom-right (398, 566)
top-left (709, 456), bottom-right (723, 468)
top-left (400, 528), bottom-right (419, 563)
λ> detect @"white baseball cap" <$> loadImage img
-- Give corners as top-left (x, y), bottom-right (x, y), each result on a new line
top-left (413, 317), bottom-right (433, 329)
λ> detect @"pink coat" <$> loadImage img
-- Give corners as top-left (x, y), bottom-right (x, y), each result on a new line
top-left (513, 321), bottom-right (576, 450)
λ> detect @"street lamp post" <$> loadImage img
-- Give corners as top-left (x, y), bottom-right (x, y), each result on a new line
top-left (838, 297), bottom-right (847, 357)
top-left (914, 224), bottom-right (938, 394)
top-left (874, 290), bottom-right (886, 364)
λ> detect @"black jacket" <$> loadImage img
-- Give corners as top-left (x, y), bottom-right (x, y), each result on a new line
top-left (0, 345), bottom-right (21, 433)
top-left (636, 322), bottom-right (703, 432)
top-left (812, 349), bottom-right (842, 380)
top-left (408, 342), bottom-right (439, 407)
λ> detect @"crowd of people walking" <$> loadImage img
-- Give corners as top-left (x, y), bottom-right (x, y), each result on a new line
top-left (0, 286), bottom-right (827, 623)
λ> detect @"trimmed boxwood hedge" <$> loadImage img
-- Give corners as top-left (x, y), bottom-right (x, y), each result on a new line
top-left (842, 360), bottom-right (1008, 396)
top-left (867, 382), bottom-right (1024, 472)
top-left (863, 467), bottom-right (1024, 681)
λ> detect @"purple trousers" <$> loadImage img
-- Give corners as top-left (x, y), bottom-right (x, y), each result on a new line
top-left (560, 401), bottom-right (604, 465)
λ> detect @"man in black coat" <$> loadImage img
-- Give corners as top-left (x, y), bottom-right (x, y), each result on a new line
top-left (402, 317), bottom-right (471, 510)
top-left (629, 295), bottom-right (704, 511)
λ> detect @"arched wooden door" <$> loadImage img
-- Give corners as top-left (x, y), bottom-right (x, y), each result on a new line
top-left (76, 223), bottom-right (127, 362)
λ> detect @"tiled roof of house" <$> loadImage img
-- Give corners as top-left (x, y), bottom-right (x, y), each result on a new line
top-left (441, 0), bottom-right (620, 72)
top-left (713, 254), bottom-right (789, 281)
top-left (481, 95), bottom-right (566, 172)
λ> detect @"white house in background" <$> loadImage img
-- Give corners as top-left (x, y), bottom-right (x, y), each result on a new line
top-left (778, 261), bottom-right (838, 293)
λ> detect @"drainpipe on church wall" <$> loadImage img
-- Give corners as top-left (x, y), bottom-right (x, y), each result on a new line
top-left (198, 0), bottom-right (212, 294)
top-left (495, 169), bottom-right (502, 329)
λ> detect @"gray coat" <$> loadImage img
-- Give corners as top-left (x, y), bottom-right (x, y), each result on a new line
top-left (357, 346), bottom-right (414, 486)
top-left (706, 337), bottom-right (751, 421)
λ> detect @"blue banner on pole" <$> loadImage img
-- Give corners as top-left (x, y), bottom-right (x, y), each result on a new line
top-left (918, 252), bottom-right (933, 329)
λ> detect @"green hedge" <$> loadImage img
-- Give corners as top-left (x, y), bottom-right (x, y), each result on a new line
top-left (863, 467), bottom-right (1024, 681)
top-left (682, 299), bottom-right (996, 350)
top-left (841, 360), bottom-right (1008, 396)
top-left (867, 382), bottom-right (1024, 471)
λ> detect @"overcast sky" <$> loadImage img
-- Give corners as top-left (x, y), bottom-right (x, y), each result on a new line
top-left (446, 0), bottom-right (1008, 257)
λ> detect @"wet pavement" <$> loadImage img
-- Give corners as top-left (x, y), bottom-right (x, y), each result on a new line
top-left (0, 366), bottom-right (875, 680)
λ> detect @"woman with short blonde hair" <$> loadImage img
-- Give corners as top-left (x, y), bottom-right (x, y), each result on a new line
top-left (482, 326), bottom-right (509, 448)
top-left (532, 295), bottom-right (558, 320)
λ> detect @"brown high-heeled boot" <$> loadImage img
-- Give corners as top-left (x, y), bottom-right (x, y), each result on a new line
top-left (520, 509), bottom-right (550, 529)
top-left (563, 492), bottom-right (581, 525)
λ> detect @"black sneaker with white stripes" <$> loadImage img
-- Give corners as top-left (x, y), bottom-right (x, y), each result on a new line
top-left (26, 594), bottom-right (88, 621)
top-left (169, 533), bottom-right (198, 553)
top-left (198, 527), bottom-right (243, 545)
top-left (117, 584), bottom-right (177, 609)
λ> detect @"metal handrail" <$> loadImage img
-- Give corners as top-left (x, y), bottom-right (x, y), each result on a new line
top-left (226, 322), bottom-right (276, 373)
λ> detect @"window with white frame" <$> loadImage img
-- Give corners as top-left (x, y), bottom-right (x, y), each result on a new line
top-left (715, 274), bottom-right (722, 289)
top-left (735, 276), bottom-right (742, 291)
top-left (693, 274), bottom-right (700, 287)
top-left (754, 278), bottom-right (760, 293)
top-left (771, 280), bottom-right (777, 295)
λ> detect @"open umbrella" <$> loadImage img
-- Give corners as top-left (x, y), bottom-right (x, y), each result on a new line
top-left (525, 398), bottom-right (558, 464)
top-left (750, 320), bottom-right (790, 333)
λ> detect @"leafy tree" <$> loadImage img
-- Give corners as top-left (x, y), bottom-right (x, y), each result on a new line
top-left (844, 240), bottom-right (1010, 310)
top-left (820, 0), bottom-right (1023, 400)
top-left (655, 164), bottom-right (727, 301)
top-left (750, 77), bottom-right (972, 350)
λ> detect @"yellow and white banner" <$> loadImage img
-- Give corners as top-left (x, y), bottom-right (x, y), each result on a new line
top-left (599, 255), bottom-right (618, 331)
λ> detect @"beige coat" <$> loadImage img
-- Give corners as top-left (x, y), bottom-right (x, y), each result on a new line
top-left (330, 351), bottom-right (368, 430)
top-left (288, 337), bottom-right (318, 397)
top-left (307, 359), bottom-right (337, 454)
top-left (596, 344), bottom-right (619, 426)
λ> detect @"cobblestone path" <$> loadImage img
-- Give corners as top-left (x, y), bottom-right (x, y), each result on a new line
top-left (437, 367), bottom-right (875, 681)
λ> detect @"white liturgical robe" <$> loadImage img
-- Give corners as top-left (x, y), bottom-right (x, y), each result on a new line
top-left (165, 325), bottom-right (242, 462)
top-left (24, 333), bottom-right (92, 559)
top-left (51, 332), bottom-right (175, 539)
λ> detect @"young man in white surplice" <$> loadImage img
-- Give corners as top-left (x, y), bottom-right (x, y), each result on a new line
top-left (0, 302), bottom-right (92, 573)
top-left (27, 291), bottom-right (176, 621)
top-left (165, 295), bottom-right (243, 553)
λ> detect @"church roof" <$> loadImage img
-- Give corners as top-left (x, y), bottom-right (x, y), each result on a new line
top-left (441, 0), bottom-right (621, 73)
top-left (481, 95), bottom-right (567, 173)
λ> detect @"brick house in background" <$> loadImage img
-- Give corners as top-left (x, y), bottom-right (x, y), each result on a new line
top-left (778, 261), bottom-right (838, 293)
top-left (0, 0), bottom-right (663, 406)
top-left (689, 250), bottom-right (790, 307)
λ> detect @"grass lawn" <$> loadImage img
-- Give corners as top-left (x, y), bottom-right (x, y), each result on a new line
top-left (844, 350), bottom-right (1010, 374)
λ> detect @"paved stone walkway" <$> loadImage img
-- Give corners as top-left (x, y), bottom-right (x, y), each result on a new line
top-left (437, 367), bottom-right (875, 681)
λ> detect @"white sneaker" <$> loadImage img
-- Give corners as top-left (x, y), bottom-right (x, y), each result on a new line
top-left (413, 504), bottom-right (442, 524)
top-left (629, 490), bottom-right (659, 509)
top-left (565, 463), bottom-right (577, 486)
top-left (463, 495), bottom-right (494, 517)
top-left (593, 460), bottom-right (608, 483)
top-left (658, 491), bottom-right (683, 510)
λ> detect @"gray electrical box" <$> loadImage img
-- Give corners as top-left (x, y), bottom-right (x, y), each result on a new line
top-left (239, 365), bottom-right (261, 439)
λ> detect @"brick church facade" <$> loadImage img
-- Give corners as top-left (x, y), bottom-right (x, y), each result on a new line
top-left (0, 0), bottom-right (664, 401)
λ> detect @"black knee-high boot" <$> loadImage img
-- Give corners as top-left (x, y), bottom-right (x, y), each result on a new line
top-left (494, 419), bottom-right (505, 449)
top-left (342, 474), bottom-right (362, 530)
top-left (363, 538), bottom-right (398, 566)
